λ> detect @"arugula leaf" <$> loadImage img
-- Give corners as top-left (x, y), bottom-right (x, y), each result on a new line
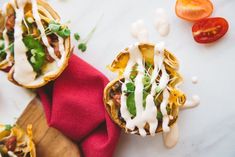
top-left (0, 40), bottom-right (6, 60)
top-left (127, 92), bottom-right (136, 117)
top-left (23, 35), bottom-right (45, 72)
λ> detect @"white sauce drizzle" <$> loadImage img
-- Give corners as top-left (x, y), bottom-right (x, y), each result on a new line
top-left (130, 20), bottom-right (149, 42)
top-left (120, 42), bottom-right (171, 136)
top-left (181, 95), bottom-right (200, 110)
top-left (154, 8), bottom-right (170, 37)
top-left (8, 151), bottom-right (17, 157)
top-left (31, 0), bottom-right (59, 61)
top-left (191, 76), bottom-right (198, 84)
top-left (1, 0), bottom-right (67, 84)
top-left (163, 123), bottom-right (179, 148)
top-left (10, 0), bottom-right (37, 84)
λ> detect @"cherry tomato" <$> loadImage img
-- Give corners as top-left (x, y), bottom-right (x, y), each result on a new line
top-left (175, 0), bottom-right (213, 21)
top-left (192, 17), bottom-right (229, 44)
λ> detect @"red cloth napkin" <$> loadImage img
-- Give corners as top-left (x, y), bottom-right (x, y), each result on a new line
top-left (38, 54), bottom-right (120, 157)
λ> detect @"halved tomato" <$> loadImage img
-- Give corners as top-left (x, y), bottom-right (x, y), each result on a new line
top-left (192, 17), bottom-right (229, 44)
top-left (175, 0), bottom-right (213, 21)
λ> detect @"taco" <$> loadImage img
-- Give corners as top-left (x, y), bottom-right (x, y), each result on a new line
top-left (0, 0), bottom-right (71, 88)
top-left (0, 124), bottom-right (36, 157)
top-left (104, 43), bottom-right (186, 136)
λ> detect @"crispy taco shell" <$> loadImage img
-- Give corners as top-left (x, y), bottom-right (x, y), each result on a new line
top-left (1, 0), bottom-right (71, 88)
top-left (0, 124), bottom-right (36, 157)
top-left (104, 43), bottom-right (186, 135)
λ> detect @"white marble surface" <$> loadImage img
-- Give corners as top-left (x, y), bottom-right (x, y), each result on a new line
top-left (0, 0), bottom-right (235, 156)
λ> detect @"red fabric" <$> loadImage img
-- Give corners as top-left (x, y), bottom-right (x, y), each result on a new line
top-left (38, 54), bottom-right (120, 157)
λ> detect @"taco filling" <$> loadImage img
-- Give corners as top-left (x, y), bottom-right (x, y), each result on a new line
top-left (0, 0), bottom-right (71, 88)
top-left (104, 43), bottom-right (186, 136)
top-left (0, 124), bottom-right (35, 157)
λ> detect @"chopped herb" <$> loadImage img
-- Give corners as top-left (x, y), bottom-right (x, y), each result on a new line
top-left (47, 21), bottom-right (71, 38)
top-left (126, 82), bottom-right (135, 91)
top-left (0, 40), bottom-right (4, 49)
top-left (9, 43), bottom-right (14, 54)
top-left (166, 105), bottom-right (171, 114)
top-left (5, 124), bottom-right (12, 131)
top-left (78, 43), bottom-right (87, 52)
top-left (127, 92), bottom-right (136, 117)
top-left (143, 75), bottom-right (151, 91)
top-left (57, 27), bottom-right (71, 38)
top-left (155, 86), bottom-right (161, 93)
top-left (74, 33), bottom-right (80, 41)
top-left (146, 62), bottom-right (153, 69)
top-left (157, 111), bottom-right (163, 120)
top-left (23, 35), bottom-right (45, 72)
top-left (75, 14), bottom-right (103, 53)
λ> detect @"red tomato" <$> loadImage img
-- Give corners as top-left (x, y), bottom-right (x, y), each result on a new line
top-left (192, 17), bottom-right (229, 44)
top-left (175, 0), bottom-right (213, 21)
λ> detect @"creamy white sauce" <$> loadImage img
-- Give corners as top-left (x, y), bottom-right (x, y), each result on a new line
top-left (120, 43), bottom-right (171, 136)
top-left (1, 0), bottom-right (67, 85)
top-left (57, 36), bottom-right (66, 66)
top-left (10, 0), bottom-right (37, 84)
top-left (163, 123), bottom-right (179, 148)
top-left (130, 20), bottom-right (149, 42)
top-left (191, 76), bottom-right (198, 84)
top-left (154, 8), bottom-right (170, 37)
top-left (8, 151), bottom-right (17, 157)
top-left (31, 0), bottom-right (59, 62)
top-left (181, 95), bottom-right (200, 110)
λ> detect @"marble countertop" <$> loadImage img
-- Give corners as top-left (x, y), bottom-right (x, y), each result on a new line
top-left (0, 0), bottom-right (235, 156)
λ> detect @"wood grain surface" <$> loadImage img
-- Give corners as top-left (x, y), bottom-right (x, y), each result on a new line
top-left (16, 98), bottom-right (81, 157)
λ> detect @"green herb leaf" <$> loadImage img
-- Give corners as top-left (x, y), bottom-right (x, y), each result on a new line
top-left (127, 92), bottom-right (136, 117)
top-left (23, 35), bottom-right (45, 72)
top-left (74, 33), bottom-right (80, 41)
top-left (48, 21), bottom-right (71, 38)
top-left (155, 86), bottom-right (161, 93)
top-left (49, 23), bottom-right (61, 32)
top-left (0, 40), bottom-right (5, 49)
top-left (126, 82), bottom-right (135, 91)
top-left (57, 27), bottom-right (71, 38)
top-left (78, 43), bottom-right (87, 52)
top-left (157, 111), bottom-right (163, 121)
top-left (4, 124), bottom-right (12, 131)
top-left (29, 49), bottom-right (45, 72)
top-left (23, 35), bottom-right (44, 51)
top-left (146, 62), bottom-right (153, 69)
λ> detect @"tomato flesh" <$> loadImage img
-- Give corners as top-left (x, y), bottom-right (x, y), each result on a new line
top-left (175, 0), bottom-right (213, 21)
top-left (192, 17), bottom-right (229, 44)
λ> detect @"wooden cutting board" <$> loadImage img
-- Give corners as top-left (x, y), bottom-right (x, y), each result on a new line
top-left (16, 98), bottom-right (81, 157)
